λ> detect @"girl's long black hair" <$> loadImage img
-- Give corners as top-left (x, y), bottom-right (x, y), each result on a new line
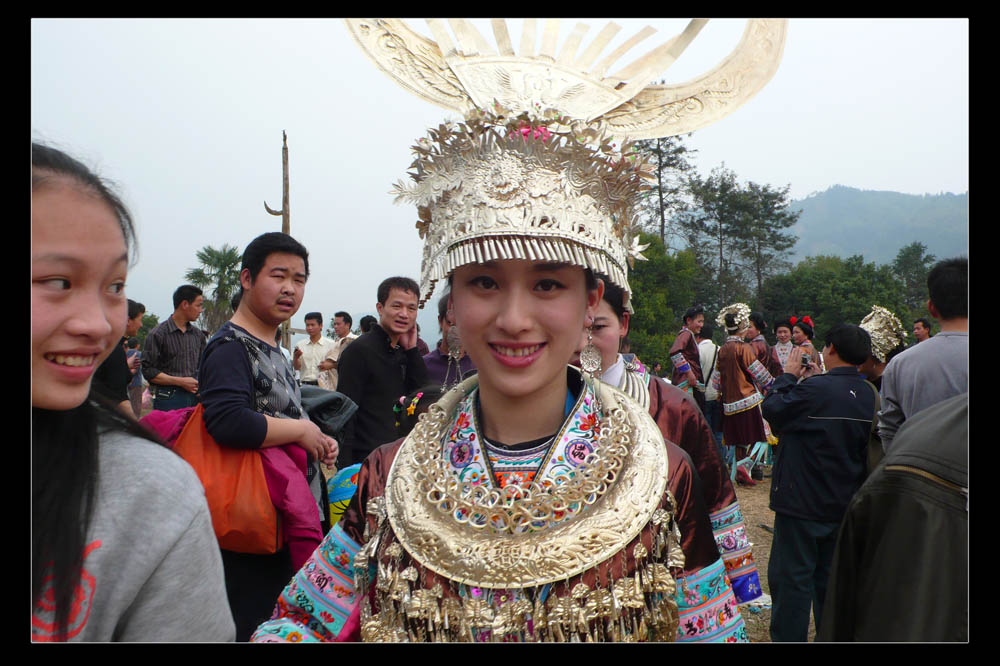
top-left (31, 142), bottom-right (165, 640)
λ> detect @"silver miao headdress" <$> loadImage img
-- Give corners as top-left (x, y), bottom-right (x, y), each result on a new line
top-left (716, 302), bottom-right (752, 333)
top-left (860, 305), bottom-right (907, 362)
top-left (346, 19), bottom-right (788, 308)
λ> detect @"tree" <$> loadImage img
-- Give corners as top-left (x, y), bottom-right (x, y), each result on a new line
top-left (677, 165), bottom-right (752, 310)
top-left (633, 134), bottom-right (696, 247)
top-left (759, 254), bottom-right (907, 343)
top-left (185, 244), bottom-right (242, 334)
top-left (892, 241), bottom-right (936, 314)
top-left (136, 313), bottom-right (159, 348)
top-left (625, 233), bottom-right (699, 366)
top-left (734, 181), bottom-right (800, 297)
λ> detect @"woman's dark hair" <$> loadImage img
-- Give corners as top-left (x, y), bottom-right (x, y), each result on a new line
top-left (437, 289), bottom-right (451, 321)
top-left (748, 312), bottom-right (767, 333)
top-left (774, 319), bottom-right (792, 334)
top-left (598, 275), bottom-right (627, 323)
top-left (683, 305), bottom-right (704, 327)
top-left (793, 320), bottom-right (815, 340)
top-left (725, 313), bottom-right (739, 331)
top-left (32, 142), bottom-right (138, 265)
top-left (885, 341), bottom-right (907, 365)
top-left (396, 385), bottom-right (445, 437)
top-left (32, 143), bottom-right (165, 640)
top-left (359, 315), bottom-right (377, 333)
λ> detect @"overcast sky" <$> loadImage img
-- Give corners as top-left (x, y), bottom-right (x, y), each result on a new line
top-left (31, 18), bottom-right (968, 344)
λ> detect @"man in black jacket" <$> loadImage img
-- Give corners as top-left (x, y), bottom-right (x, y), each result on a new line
top-left (336, 276), bottom-right (429, 466)
top-left (817, 392), bottom-right (967, 642)
top-left (761, 324), bottom-right (875, 642)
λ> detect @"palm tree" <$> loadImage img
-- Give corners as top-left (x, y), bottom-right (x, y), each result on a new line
top-left (185, 244), bottom-right (242, 334)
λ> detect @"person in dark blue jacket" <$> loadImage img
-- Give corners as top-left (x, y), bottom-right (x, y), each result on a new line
top-left (761, 323), bottom-right (876, 642)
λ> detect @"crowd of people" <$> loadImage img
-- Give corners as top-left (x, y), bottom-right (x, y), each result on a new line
top-left (32, 125), bottom-right (966, 644)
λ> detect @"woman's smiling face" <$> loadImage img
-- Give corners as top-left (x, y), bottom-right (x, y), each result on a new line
top-left (32, 182), bottom-right (129, 411)
top-left (450, 260), bottom-right (601, 403)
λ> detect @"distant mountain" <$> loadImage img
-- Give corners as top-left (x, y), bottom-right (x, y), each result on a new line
top-left (787, 185), bottom-right (968, 265)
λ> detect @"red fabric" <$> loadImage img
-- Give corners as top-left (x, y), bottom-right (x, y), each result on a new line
top-left (139, 407), bottom-right (197, 447)
top-left (259, 445), bottom-right (323, 570)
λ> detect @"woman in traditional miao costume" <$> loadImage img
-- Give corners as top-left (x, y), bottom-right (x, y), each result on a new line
top-left (252, 110), bottom-right (696, 643)
top-left (582, 280), bottom-right (761, 640)
top-left (790, 316), bottom-right (825, 374)
top-left (249, 17), bottom-right (787, 643)
top-left (710, 305), bottom-right (776, 488)
top-left (772, 319), bottom-right (795, 372)
top-left (745, 312), bottom-right (782, 472)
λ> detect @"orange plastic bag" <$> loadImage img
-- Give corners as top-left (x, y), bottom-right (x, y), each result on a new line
top-left (172, 404), bottom-right (282, 554)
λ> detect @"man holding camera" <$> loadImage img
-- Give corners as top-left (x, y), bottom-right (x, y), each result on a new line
top-left (761, 323), bottom-right (877, 642)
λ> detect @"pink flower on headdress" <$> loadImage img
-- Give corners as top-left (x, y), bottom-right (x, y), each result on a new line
top-left (517, 124), bottom-right (551, 142)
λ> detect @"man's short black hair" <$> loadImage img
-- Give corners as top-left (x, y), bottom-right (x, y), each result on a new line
top-left (334, 311), bottom-right (352, 327)
top-left (683, 305), bottom-right (704, 326)
top-left (927, 257), bottom-right (967, 320)
top-left (359, 315), bottom-right (377, 333)
top-left (913, 317), bottom-right (932, 330)
top-left (824, 323), bottom-right (872, 366)
top-left (700, 322), bottom-right (715, 340)
top-left (173, 285), bottom-right (203, 310)
top-left (377, 276), bottom-right (420, 305)
top-left (304, 312), bottom-right (323, 326)
top-left (127, 299), bottom-right (145, 320)
top-left (241, 232), bottom-right (310, 285)
top-left (126, 337), bottom-right (139, 349)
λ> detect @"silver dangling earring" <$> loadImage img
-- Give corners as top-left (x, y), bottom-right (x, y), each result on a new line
top-left (443, 316), bottom-right (463, 389)
top-left (580, 325), bottom-right (604, 412)
top-left (580, 326), bottom-right (602, 379)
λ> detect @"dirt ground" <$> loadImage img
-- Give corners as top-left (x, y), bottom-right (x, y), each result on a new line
top-left (734, 469), bottom-right (818, 643)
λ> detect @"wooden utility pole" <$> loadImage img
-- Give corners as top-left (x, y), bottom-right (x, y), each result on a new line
top-left (264, 130), bottom-right (290, 234)
top-left (264, 131), bottom-right (292, 351)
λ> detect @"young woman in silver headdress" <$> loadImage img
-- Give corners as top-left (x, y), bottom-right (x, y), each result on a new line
top-left (577, 280), bottom-right (762, 640)
top-left (249, 17), bottom-right (788, 643)
top-left (710, 305), bottom-right (775, 486)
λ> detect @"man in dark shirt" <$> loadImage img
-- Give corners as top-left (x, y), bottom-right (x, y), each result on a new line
top-left (142, 284), bottom-right (207, 411)
top-left (199, 231), bottom-right (338, 641)
top-left (761, 323), bottom-right (876, 643)
top-left (336, 276), bottom-right (429, 466)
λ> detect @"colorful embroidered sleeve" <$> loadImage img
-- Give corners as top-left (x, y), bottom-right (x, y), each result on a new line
top-left (670, 352), bottom-right (691, 374)
top-left (709, 502), bottom-right (762, 604)
top-left (747, 359), bottom-right (775, 393)
top-left (250, 523), bottom-right (362, 642)
top-left (673, 558), bottom-right (748, 642)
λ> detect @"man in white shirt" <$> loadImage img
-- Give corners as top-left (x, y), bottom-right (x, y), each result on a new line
top-left (293, 312), bottom-right (336, 386)
top-left (318, 311), bottom-right (357, 392)
top-left (697, 323), bottom-right (726, 462)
